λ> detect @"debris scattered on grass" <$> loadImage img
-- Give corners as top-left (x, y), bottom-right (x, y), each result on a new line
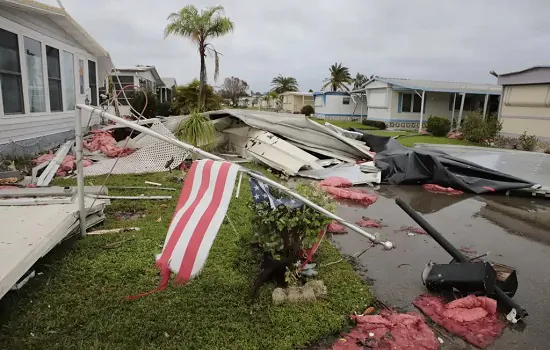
top-left (145, 181), bottom-right (162, 187)
top-left (363, 306), bottom-right (375, 315)
top-left (114, 211), bottom-right (144, 221)
top-left (83, 130), bottom-right (135, 158)
top-left (33, 154), bottom-right (93, 176)
top-left (88, 227), bottom-right (140, 235)
top-left (156, 217), bottom-right (162, 222)
top-left (413, 294), bottom-right (506, 348)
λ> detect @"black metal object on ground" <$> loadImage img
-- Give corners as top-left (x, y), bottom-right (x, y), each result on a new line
top-left (357, 131), bottom-right (534, 194)
top-left (395, 197), bottom-right (528, 321)
top-left (424, 262), bottom-right (497, 294)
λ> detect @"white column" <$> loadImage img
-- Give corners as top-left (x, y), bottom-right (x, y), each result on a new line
top-left (458, 92), bottom-right (466, 129)
top-left (482, 93), bottom-right (489, 120)
top-left (75, 108), bottom-right (86, 237)
top-left (418, 90), bottom-right (425, 133)
top-left (451, 93), bottom-right (456, 130)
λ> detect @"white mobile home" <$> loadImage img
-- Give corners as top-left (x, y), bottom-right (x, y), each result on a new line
top-left (313, 91), bottom-right (368, 119)
top-left (281, 91), bottom-right (314, 113)
top-left (496, 66), bottom-right (550, 141)
top-left (359, 77), bottom-right (501, 131)
top-left (0, 0), bottom-right (114, 157)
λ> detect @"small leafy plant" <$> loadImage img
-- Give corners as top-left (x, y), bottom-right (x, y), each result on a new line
top-left (175, 109), bottom-right (216, 150)
top-left (426, 116), bottom-right (451, 137)
top-left (361, 120), bottom-right (387, 130)
top-left (518, 131), bottom-right (539, 151)
top-left (461, 112), bottom-right (502, 144)
top-left (248, 183), bottom-right (335, 259)
top-left (301, 105), bottom-right (315, 116)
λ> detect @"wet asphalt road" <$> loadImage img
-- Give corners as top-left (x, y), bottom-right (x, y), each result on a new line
top-left (331, 185), bottom-right (550, 350)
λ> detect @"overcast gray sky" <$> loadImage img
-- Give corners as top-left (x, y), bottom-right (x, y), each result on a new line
top-left (45, 0), bottom-right (549, 92)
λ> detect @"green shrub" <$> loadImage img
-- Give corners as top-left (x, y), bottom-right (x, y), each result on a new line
top-left (518, 131), bottom-right (539, 151)
top-left (461, 112), bottom-right (502, 143)
top-left (494, 135), bottom-right (519, 149)
top-left (130, 90), bottom-right (158, 118)
top-left (301, 104), bottom-right (315, 116)
top-left (156, 101), bottom-right (172, 117)
top-left (361, 120), bottom-right (387, 130)
top-left (426, 116), bottom-right (451, 136)
top-left (248, 183), bottom-right (335, 259)
top-left (175, 110), bottom-right (216, 150)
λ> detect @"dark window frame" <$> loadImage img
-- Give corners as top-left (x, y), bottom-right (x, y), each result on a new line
top-left (0, 28), bottom-right (24, 114)
top-left (46, 45), bottom-right (63, 112)
top-left (88, 60), bottom-right (97, 106)
top-left (342, 96), bottom-right (350, 105)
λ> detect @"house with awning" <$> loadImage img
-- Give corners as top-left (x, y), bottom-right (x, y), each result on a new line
top-left (352, 77), bottom-right (502, 131)
top-left (0, 0), bottom-right (114, 156)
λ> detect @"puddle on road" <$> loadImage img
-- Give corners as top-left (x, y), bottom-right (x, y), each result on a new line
top-left (331, 185), bottom-right (550, 349)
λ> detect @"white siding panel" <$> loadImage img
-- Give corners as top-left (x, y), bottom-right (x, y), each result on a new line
top-left (367, 88), bottom-right (388, 108)
top-left (0, 6), bottom-right (84, 50)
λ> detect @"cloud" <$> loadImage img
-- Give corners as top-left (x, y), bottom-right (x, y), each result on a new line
top-left (45, 0), bottom-right (550, 92)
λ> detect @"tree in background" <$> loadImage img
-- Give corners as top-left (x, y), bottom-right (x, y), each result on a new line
top-left (164, 5), bottom-right (234, 110)
top-left (308, 89), bottom-right (314, 92)
top-left (270, 75), bottom-right (299, 94)
top-left (219, 76), bottom-right (249, 106)
top-left (352, 73), bottom-right (369, 90)
top-left (263, 91), bottom-right (279, 109)
top-left (322, 62), bottom-right (352, 92)
top-left (172, 80), bottom-right (221, 115)
top-left (130, 90), bottom-right (158, 118)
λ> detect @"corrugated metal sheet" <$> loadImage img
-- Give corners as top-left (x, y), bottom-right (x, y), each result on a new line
top-left (372, 77), bottom-right (502, 95)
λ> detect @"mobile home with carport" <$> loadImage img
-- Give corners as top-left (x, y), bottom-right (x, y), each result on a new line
top-left (354, 77), bottom-right (501, 131)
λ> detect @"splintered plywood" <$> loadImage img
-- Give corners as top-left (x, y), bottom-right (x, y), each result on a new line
top-left (0, 198), bottom-right (105, 300)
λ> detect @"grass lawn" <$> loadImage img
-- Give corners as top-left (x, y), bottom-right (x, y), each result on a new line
top-left (309, 118), bottom-right (378, 131)
top-left (0, 169), bottom-right (374, 349)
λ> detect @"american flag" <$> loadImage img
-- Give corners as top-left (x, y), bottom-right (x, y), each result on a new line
top-left (129, 159), bottom-right (240, 299)
top-left (249, 177), bottom-right (304, 209)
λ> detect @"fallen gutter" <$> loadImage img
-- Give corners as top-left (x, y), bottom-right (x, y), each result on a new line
top-left (76, 104), bottom-right (393, 250)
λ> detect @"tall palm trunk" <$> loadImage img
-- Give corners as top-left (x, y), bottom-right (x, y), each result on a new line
top-left (199, 42), bottom-right (207, 111)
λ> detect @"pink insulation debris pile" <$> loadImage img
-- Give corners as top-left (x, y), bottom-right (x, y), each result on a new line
top-left (319, 176), bottom-right (352, 188)
top-left (356, 217), bottom-right (385, 229)
top-left (413, 294), bottom-right (506, 348)
top-left (83, 130), bottom-right (135, 158)
top-left (327, 220), bottom-right (347, 234)
top-left (333, 310), bottom-right (439, 350)
top-left (397, 226), bottom-right (428, 235)
top-left (320, 176), bottom-right (378, 207)
top-left (423, 183), bottom-right (464, 195)
top-left (33, 153), bottom-right (93, 176)
top-left (447, 131), bottom-right (464, 139)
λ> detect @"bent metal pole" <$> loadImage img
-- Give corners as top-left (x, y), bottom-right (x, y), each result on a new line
top-left (74, 105), bottom-right (393, 250)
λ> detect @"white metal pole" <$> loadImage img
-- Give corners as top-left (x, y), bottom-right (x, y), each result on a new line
top-left (482, 93), bottom-right (489, 120)
top-left (418, 90), bottom-right (425, 133)
top-left (458, 92), bottom-right (466, 129)
top-left (360, 95), bottom-right (364, 123)
top-left (75, 104), bottom-right (393, 250)
top-left (451, 93), bottom-right (456, 130)
top-left (75, 108), bottom-right (87, 237)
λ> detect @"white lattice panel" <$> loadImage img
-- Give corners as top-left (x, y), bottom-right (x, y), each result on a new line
top-left (84, 122), bottom-right (188, 176)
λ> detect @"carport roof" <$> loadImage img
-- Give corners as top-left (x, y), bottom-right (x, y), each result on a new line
top-left (366, 76), bottom-right (502, 95)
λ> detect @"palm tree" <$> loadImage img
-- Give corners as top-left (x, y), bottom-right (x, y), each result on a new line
top-left (322, 62), bottom-right (352, 92)
top-left (164, 5), bottom-right (234, 110)
top-left (352, 73), bottom-right (369, 90)
top-left (270, 75), bottom-right (299, 94)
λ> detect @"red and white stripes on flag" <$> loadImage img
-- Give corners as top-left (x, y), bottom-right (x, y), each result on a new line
top-left (129, 159), bottom-right (240, 299)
